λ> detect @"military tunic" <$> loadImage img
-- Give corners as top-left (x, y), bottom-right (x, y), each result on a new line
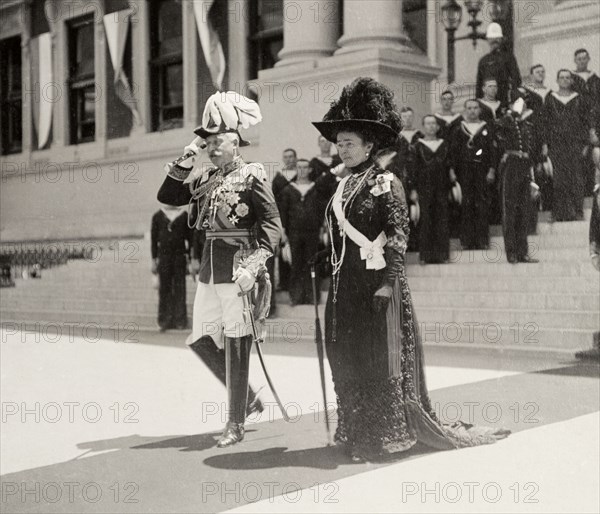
top-left (157, 157), bottom-right (282, 344)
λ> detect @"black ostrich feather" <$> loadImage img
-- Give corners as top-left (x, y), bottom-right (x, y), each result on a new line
top-left (323, 77), bottom-right (401, 134)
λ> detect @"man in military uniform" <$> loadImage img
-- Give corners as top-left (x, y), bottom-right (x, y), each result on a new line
top-left (476, 23), bottom-right (521, 107)
top-left (495, 97), bottom-right (540, 264)
top-left (157, 92), bottom-right (282, 447)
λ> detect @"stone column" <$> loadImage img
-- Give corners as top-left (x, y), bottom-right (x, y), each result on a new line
top-left (51, 4), bottom-right (68, 148)
top-left (129, 0), bottom-right (150, 133)
top-left (183, 0), bottom-right (200, 130)
top-left (276, 0), bottom-right (340, 66)
top-left (94, 2), bottom-right (108, 145)
top-left (336, 0), bottom-right (411, 53)
top-left (227, 0), bottom-right (249, 92)
top-left (21, 0), bottom-right (32, 159)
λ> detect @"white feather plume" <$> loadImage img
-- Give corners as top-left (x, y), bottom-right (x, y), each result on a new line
top-left (201, 91), bottom-right (262, 133)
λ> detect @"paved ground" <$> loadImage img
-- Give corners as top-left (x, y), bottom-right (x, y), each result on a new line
top-left (1, 327), bottom-right (598, 513)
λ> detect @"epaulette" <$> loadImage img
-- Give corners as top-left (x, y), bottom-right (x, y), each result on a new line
top-left (240, 162), bottom-right (267, 182)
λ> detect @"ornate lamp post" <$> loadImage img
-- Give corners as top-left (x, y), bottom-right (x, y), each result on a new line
top-left (441, 0), bottom-right (462, 84)
top-left (441, 0), bottom-right (512, 83)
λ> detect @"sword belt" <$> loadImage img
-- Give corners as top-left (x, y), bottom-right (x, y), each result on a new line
top-left (205, 229), bottom-right (253, 241)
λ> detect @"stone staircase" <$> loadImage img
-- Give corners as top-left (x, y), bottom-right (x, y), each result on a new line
top-left (1, 206), bottom-right (598, 351)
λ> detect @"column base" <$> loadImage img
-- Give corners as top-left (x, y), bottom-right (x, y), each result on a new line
top-left (336, 33), bottom-right (416, 54)
top-left (276, 47), bottom-right (338, 67)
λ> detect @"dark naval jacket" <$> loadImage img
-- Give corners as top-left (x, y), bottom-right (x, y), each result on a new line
top-left (158, 157), bottom-right (282, 284)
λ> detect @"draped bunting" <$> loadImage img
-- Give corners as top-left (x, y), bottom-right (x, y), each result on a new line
top-left (30, 33), bottom-right (53, 150)
top-left (192, 0), bottom-right (226, 89)
top-left (103, 9), bottom-right (142, 126)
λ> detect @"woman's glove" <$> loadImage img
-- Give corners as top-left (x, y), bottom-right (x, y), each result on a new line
top-left (373, 284), bottom-right (393, 312)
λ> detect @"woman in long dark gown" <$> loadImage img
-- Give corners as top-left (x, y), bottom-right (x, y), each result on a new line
top-left (313, 78), bottom-right (509, 462)
top-left (544, 70), bottom-right (591, 221)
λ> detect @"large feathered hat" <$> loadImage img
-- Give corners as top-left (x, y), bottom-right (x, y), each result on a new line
top-left (313, 77), bottom-right (401, 148)
top-left (194, 92), bottom-right (262, 146)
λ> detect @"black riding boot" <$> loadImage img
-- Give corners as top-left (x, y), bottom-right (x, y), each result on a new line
top-left (217, 335), bottom-right (252, 448)
top-left (188, 336), bottom-right (263, 416)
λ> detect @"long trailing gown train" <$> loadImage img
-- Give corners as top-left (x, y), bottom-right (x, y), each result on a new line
top-left (324, 158), bottom-right (509, 457)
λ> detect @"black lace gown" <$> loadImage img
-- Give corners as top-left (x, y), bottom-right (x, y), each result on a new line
top-left (324, 159), bottom-right (508, 457)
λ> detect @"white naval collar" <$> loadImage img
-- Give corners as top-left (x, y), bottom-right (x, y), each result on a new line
top-left (461, 120), bottom-right (487, 136)
top-left (291, 181), bottom-right (314, 197)
top-left (478, 99), bottom-right (502, 117)
top-left (572, 70), bottom-right (596, 82)
top-left (435, 112), bottom-right (462, 124)
top-left (161, 207), bottom-right (188, 222)
top-left (418, 138), bottom-right (444, 153)
top-left (551, 91), bottom-right (579, 105)
top-left (525, 84), bottom-right (551, 100)
top-left (401, 129), bottom-right (418, 142)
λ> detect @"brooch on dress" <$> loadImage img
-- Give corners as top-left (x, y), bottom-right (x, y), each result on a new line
top-left (369, 173), bottom-right (393, 196)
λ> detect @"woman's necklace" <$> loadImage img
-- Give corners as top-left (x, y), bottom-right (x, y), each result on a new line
top-left (327, 165), bottom-right (373, 342)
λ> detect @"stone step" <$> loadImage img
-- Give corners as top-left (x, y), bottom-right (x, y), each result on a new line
top-left (417, 323), bottom-right (594, 350)
top-left (406, 261), bottom-right (598, 277)
top-left (4, 272), bottom-right (597, 300)
top-left (413, 307), bottom-right (598, 330)
top-left (3, 287), bottom-right (598, 316)
top-left (405, 246), bottom-right (592, 265)
top-left (0, 312), bottom-right (594, 351)
top-left (407, 275), bottom-right (599, 294)
top-left (411, 291), bottom-right (599, 311)
top-left (16, 245), bottom-right (595, 287)
top-left (268, 304), bottom-right (598, 331)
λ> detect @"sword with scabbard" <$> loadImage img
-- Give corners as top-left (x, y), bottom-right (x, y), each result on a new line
top-left (239, 285), bottom-right (290, 422)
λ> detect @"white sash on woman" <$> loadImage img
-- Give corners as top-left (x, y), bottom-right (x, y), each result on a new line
top-left (331, 176), bottom-right (387, 270)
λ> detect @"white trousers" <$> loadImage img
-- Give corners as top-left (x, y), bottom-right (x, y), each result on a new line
top-left (190, 278), bottom-right (252, 348)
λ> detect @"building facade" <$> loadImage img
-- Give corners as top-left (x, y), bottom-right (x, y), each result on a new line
top-left (0, 0), bottom-right (598, 242)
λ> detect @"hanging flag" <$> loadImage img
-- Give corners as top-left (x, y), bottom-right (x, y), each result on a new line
top-left (192, 0), bottom-right (226, 89)
top-left (30, 33), bottom-right (53, 150)
top-left (103, 9), bottom-right (142, 126)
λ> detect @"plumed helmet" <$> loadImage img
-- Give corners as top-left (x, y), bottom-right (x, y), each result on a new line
top-left (194, 91), bottom-right (262, 146)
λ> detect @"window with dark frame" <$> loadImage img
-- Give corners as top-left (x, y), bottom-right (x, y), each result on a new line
top-left (248, 0), bottom-right (283, 80)
top-left (68, 16), bottom-right (96, 144)
top-left (0, 37), bottom-right (23, 155)
top-left (149, 0), bottom-right (184, 132)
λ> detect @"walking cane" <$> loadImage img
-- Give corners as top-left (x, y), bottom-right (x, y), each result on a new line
top-left (311, 264), bottom-right (333, 445)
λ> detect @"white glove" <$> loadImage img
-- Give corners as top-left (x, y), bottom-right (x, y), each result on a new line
top-left (233, 267), bottom-right (256, 292)
top-left (179, 137), bottom-right (203, 168)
